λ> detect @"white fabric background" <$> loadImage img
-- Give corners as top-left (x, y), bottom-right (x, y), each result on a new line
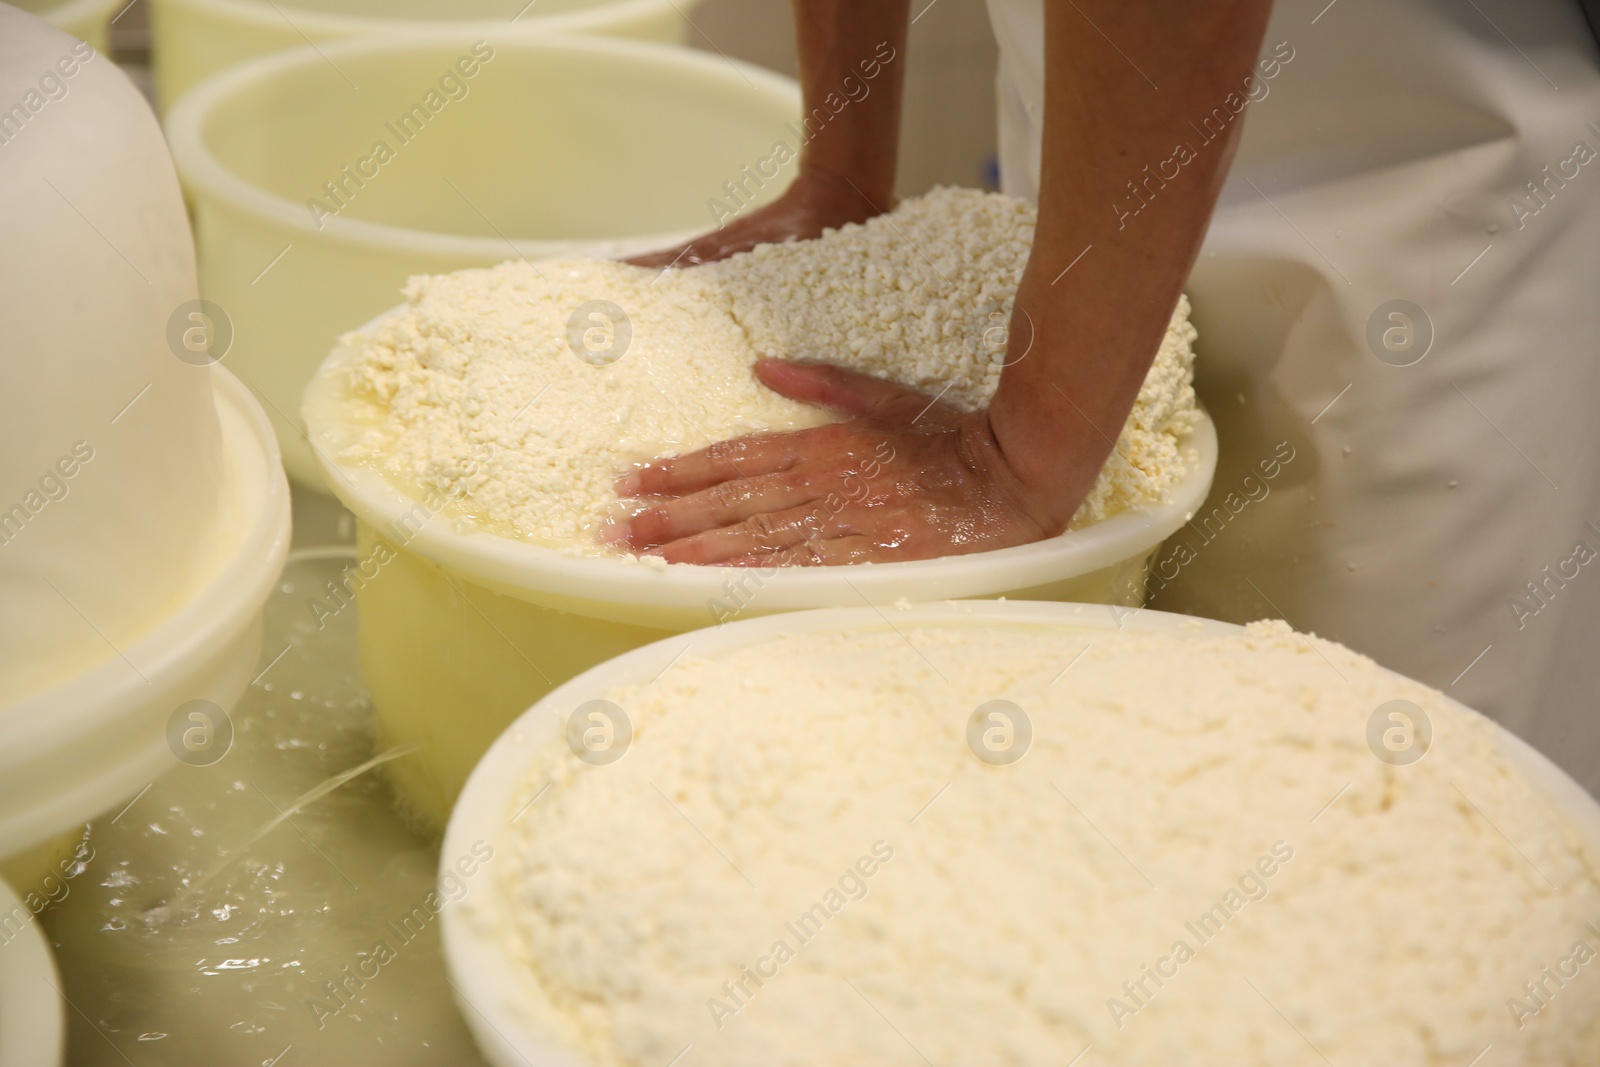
top-left (989, 0), bottom-right (1600, 793)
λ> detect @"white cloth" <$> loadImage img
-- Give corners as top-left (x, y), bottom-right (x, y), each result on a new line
top-left (989, 0), bottom-right (1600, 793)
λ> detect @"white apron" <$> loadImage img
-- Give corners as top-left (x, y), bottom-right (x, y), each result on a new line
top-left (989, 0), bottom-right (1600, 793)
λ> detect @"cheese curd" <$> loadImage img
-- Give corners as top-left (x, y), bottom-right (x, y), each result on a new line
top-left (498, 620), bottom-right (1600, 1066)
top-left (329, 188), bottom-right (1198, 554)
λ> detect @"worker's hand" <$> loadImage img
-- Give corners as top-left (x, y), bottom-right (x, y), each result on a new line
top-left (610, 360), bottom-right (1074, 565)
top-left (623, 170), bottom-right (889, 269)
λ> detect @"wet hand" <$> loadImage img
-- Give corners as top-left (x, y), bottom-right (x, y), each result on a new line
top-left (612, 360), bottom-right (1068, 566)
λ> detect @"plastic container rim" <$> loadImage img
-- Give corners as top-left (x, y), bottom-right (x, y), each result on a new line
top-left (162, 32), bottom-right (803, 258)
top-left (301, 308), bottom-right (1218, 614)
top-left (152, 0), bottom-right (685, 38)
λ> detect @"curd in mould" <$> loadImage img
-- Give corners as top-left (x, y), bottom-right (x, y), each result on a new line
top-left (330, 187), bottom-right (1199, 553)
top-left (495, 620), bottom-right (1600, 1066)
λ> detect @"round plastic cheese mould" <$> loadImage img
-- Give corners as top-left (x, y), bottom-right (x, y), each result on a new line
top-left (10, 0), bottom-right (121, 51)
top-left (0, 872), bottom-right (65, 1067)
top-left (4, 7), bottom-right (222, 726)
top-left (0, 370), bottom-right (290, 889)
top-left (302, 340), bottom-right (1218, 832)
top-left (0, 8), bottom-right (291, 887)
top-left (147, 0), bottom-right (692, 110)
top-left (439, 600), bottom-right (1600, 1067)
top-left (164, 34), bottom-right (801, 488)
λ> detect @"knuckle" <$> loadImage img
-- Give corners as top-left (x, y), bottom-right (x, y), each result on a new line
top-left (744, 511), bottom-right (782, 542)
top-left (706, 480), bottom-right (744, 512)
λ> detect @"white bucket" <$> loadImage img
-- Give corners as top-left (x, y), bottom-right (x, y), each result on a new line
top-left (147, 0), bottom-right (693, 109)
top-left (302, 338), bottom-right (1218, 830)
top-left (164, 34), bottom-right (801, 488)
top-left (439, 600), bottom-right (1600, 1067)
top-left (0, 872), bottom-right (63, 1067)
top-left (0, 369), bottom-right (291, 888)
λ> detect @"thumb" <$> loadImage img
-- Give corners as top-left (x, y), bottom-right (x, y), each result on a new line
top-left (754, 358), bottom-right (920, 418)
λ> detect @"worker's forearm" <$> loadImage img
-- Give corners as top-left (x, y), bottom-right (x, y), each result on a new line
top-left (989, 0), bottom-right (1273, 529)
top-left (791, 0), bottom-right (910, 208)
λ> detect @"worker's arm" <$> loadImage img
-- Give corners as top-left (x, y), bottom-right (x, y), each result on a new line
top-left (618, 1), bottom-right (1273, 564)
top-left (627, 0), bottom-right (909, 267)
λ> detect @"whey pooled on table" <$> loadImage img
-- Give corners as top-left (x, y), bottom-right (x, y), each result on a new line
top-left (328, 187), bottom-right (1198, 554)
top-left (494, 621), bottom-right (1600, 1066)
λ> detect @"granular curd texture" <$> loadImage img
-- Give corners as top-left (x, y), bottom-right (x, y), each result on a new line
top-left (328, 188), bottom-right (1198, 554)
top-left (496, 620), bottom-right (1600, 1066)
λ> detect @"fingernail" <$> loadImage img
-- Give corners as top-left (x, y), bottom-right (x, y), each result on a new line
top-left (616, 472), bottom-right (641, 497)
top-left (596, 517), bottom-right (631, 546)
